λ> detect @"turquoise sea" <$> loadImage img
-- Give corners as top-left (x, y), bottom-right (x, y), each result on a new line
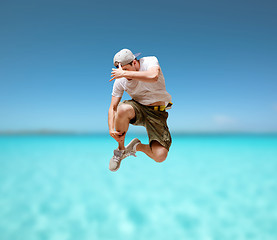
top-left (0, 134), bottom-right (277, 240)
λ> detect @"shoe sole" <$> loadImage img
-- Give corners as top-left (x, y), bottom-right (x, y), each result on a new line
top-left (125, 138), bottom-right (141, 152)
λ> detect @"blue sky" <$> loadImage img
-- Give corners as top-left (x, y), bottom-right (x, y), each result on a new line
top-left (0, 0), bottom-right (276, 133)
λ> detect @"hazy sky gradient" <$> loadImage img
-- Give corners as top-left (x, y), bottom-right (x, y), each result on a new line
top-left (0, 0), bottom-right (276, 132)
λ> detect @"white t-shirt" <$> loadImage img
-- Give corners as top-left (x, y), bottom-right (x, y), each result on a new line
top-left (112, 56), bottom-right (172, 105)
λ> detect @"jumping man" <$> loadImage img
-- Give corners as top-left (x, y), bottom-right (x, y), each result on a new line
top-left (108, 49), bottom-right (172, 172)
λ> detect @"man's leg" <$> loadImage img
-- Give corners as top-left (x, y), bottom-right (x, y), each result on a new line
top-left (136, 141), bottom-right (168, 163)
top-left (114, 103), bottom-right (136, 150)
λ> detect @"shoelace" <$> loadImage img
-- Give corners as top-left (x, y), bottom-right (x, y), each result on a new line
top-left (113, 154), bottom-right (121, 163)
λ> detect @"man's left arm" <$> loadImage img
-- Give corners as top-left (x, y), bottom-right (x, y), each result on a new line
top-left (110, 65), bottom-right (160, 82)
top-left (122, 66), bottom-right (160, 82)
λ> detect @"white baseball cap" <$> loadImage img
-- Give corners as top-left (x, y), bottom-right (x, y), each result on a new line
top-left (113, 49), bottom-right (141, 67)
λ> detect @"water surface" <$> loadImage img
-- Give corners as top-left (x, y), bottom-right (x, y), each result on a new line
top-left (0, 134), bottom-right (277, 240)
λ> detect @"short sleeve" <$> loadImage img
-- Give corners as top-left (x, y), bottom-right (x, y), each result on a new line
top-left (146, 56), bottom-right (160, 70)
top-left (112, 78), bottom-right (124, 97)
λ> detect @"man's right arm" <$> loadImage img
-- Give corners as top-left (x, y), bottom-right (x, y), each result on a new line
top-left (108, 96), bottom-right (122, 141)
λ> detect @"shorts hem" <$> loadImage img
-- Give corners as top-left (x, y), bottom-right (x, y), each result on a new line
top-left (149, 139), bottom-right (171, 151)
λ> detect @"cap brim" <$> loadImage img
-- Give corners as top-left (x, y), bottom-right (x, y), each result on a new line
top-left (134, 52), bottom-right (142, 58)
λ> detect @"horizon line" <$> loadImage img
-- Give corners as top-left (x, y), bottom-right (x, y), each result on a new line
top-left (1, 129), bottom-right (277, 136)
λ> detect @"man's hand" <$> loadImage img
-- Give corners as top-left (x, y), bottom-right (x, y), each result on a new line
top-left (110, 63), bottom-right (125, 82)
top-left (109, 129), bottom-right (126, 143)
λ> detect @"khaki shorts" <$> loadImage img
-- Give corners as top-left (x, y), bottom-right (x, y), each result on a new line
top-left (121, 99), bottom-right (172, 151)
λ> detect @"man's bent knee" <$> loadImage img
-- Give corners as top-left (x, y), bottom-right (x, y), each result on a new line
top-left (116, 103), bottom-right (135, 119)
top-left (150, 141), bottom-right (168, 162)
top-left (153, 150), bottom-right (168, 163)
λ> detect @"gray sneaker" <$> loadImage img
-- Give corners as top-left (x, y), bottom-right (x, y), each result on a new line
top-left (109, 149), bottom-right (124, 172)
top-left (109, 138), bottom-right (141, 172)
top-left (123, 138), bottom-right (141, 158)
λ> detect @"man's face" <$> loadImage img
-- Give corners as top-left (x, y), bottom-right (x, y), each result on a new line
top-left (122, 61), bottom-right (136, 71)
